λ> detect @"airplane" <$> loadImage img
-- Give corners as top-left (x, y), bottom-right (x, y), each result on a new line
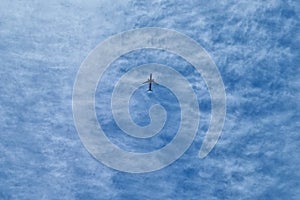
top-left (143, 73), bottom-right (157, 91)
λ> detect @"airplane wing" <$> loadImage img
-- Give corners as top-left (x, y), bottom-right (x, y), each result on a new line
top-left (143, 80), bottom-right (150, 84)
top-left (153, 80), bottom-right (159, 85)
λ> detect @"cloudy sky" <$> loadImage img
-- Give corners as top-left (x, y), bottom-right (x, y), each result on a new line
top-left (0, 0), bottom-right (299, 199)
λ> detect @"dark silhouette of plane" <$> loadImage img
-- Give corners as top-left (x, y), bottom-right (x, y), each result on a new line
top-left (143, 73), bottom-right (157, 91)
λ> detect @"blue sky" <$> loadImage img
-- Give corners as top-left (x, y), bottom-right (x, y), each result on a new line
top-left (0, 0), bottom-right (299, 199)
